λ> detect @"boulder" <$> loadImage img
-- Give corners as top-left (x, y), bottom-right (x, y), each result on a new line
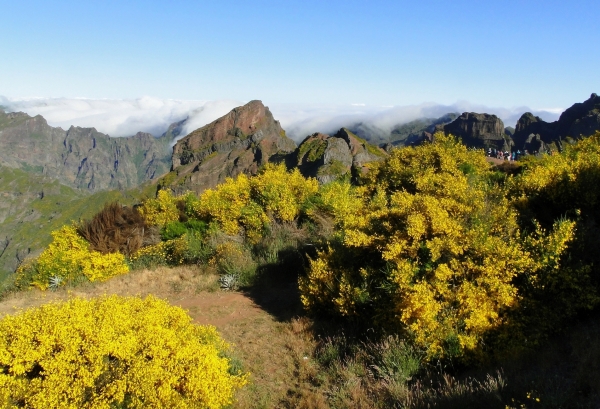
top-left (295, 128), bottom-right (387, 183)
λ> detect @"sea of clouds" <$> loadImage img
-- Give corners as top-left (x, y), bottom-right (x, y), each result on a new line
top-left (0, 95), bottom-right (562, 143)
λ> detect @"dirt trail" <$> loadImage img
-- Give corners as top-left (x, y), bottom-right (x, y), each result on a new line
top-left (0, 265), bottom-right (310, 408)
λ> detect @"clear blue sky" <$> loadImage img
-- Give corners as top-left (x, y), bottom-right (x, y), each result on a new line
top-left (1, 0), bottom-right (598, 109)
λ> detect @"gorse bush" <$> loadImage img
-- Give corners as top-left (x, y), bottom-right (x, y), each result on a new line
top-left (14, 225), bottom-right (129, 290)
top-left (506, 131), bottom-right (600, 339)
top-left (138, 189), bottom-right (181, 228)
top-left (0, 295), bottom-right (247, 409)
top-left (300, 134), bottom-right (577, 361)
top-left (191, 163), bottom-right (318, 243)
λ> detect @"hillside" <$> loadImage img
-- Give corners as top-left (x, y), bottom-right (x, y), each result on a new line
top-left (349, 113), bottom-right (459, 147)
top-left (0, 109), bottom-right (173, 191)
top-left (0, 165), bottom-right (158, 282)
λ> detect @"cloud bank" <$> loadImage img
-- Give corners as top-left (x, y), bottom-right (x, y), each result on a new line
top-left (0, 95), bottom-right (562, 143)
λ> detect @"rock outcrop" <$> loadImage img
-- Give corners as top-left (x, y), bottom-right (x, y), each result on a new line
top-left (0, 110), bottom-right (172, 191)
top-left (444, 112), bottom-right (512, 151)
top-left (513, 93), bottom-right (600, 151)
top-left (294, 128), bottom-right (387, 183)
top-left (169, 100), bottom-right (296, 193)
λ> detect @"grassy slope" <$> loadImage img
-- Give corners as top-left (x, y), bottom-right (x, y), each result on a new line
top-left (0, 165), bottom-right (158, 282)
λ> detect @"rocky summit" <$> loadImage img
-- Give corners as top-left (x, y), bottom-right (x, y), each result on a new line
top-left (294, 128), bottom-right (387, 184)
top-left (0, 110), bottom-right (172, 191)
top-left (168, 100), bottom-right (296, 193)
top-left (443, 112), bottom-right (511, 151)
top-left (513, 93), bottom-right (600, 151)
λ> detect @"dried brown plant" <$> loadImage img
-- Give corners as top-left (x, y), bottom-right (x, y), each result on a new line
top-left (77, 202), bottom-right (159, 256)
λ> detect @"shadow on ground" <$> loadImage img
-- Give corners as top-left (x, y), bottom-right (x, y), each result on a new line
top-left (242, 246), bottom-right (306, 322)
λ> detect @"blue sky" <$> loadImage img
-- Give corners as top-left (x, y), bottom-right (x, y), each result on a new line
top-left (1, 1), bottom-right (598, 117)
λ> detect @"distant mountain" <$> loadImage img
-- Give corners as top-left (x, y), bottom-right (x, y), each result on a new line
top-left (0, 109), bottom-right (173, 192)
top-left (512, 93), bottom-right (600, 151)
top-left (348, 113), bottom-right (459, 147)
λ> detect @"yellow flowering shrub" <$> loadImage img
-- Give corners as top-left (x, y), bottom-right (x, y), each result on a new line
top-left (250, 163), bottom-right (319, 221)
top-left (193, 164), bottom-right (317, 242)
top-left (0, 295), bottom-right (247, 409)
top-left (15, 226), bottom-right (129, 290)
top-left (300, 134), bottom-right (576, 360)
top-left (505, 131), bottom-right (600, 337)
top-left (129, 235), bottom-right (189, 267)
top-left (194, 174), bottom-right (254, 236)
top-left (138, 189), bottom-right (180, 227)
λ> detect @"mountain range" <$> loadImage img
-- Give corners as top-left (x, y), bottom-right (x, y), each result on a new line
top-left (1, 93), bottom-right (599, 279)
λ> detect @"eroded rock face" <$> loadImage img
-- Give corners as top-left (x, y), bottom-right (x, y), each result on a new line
top-left (444, 112), bottom-right (511, 150)
top-left (0, 110), bottom-right (172, 191)
top-left (513, 93), bottom-right (600, 150)
top-left (295, 128), bottom-right (387, 183)
top-left (169, 100), bottom-right (296, 193)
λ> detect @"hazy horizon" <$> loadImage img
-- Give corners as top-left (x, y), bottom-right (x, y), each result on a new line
top-left (0, 94), bottom-right (567, 142)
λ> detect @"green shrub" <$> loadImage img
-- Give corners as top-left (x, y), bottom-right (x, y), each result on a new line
top-left (161, 220), bottom-right (188, 241)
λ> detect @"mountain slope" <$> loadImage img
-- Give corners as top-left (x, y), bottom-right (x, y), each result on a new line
top-left (0, 109), bottom-right (173, 191)
top-left (0, 165), bottom-right (158, 281)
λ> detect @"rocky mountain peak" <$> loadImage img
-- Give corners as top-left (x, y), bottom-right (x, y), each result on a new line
top-left (512, 93), bottom-right (600, 151)
top-left (168, 100), bottom-right (296, 193)
top-left (444, 112), bottom-right (511, 150)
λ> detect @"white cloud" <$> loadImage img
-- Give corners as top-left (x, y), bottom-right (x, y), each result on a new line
top-left (1, 96), bottom-right (563, 143)
top-left (0, 96), bottom-right (243, 138)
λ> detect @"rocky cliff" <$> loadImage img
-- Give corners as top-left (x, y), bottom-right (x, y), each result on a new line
top-left (444, 112), bottom-right (512, 151)
top-left (294, 128), bottom-right (387, 183)
top-left (0, 110), bottom-right (173, 191)
top-left (513, 93), bottom-right (600, 151)
top-left (169, 100), bottom-right (296, 193)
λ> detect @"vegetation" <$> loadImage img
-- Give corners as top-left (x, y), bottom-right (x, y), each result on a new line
top-left (0, 295), bottom-right (246, 408)
top-left (298, 138), bottom-right (328, 163)
top-left (3, 133), bottom-right (600, 407)
top-left (0, 165), bottom-right (158, 283)
top-left (301, 133), bottom-right (578, 361)
top-left (14, 225), bottom-right (129, 290)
